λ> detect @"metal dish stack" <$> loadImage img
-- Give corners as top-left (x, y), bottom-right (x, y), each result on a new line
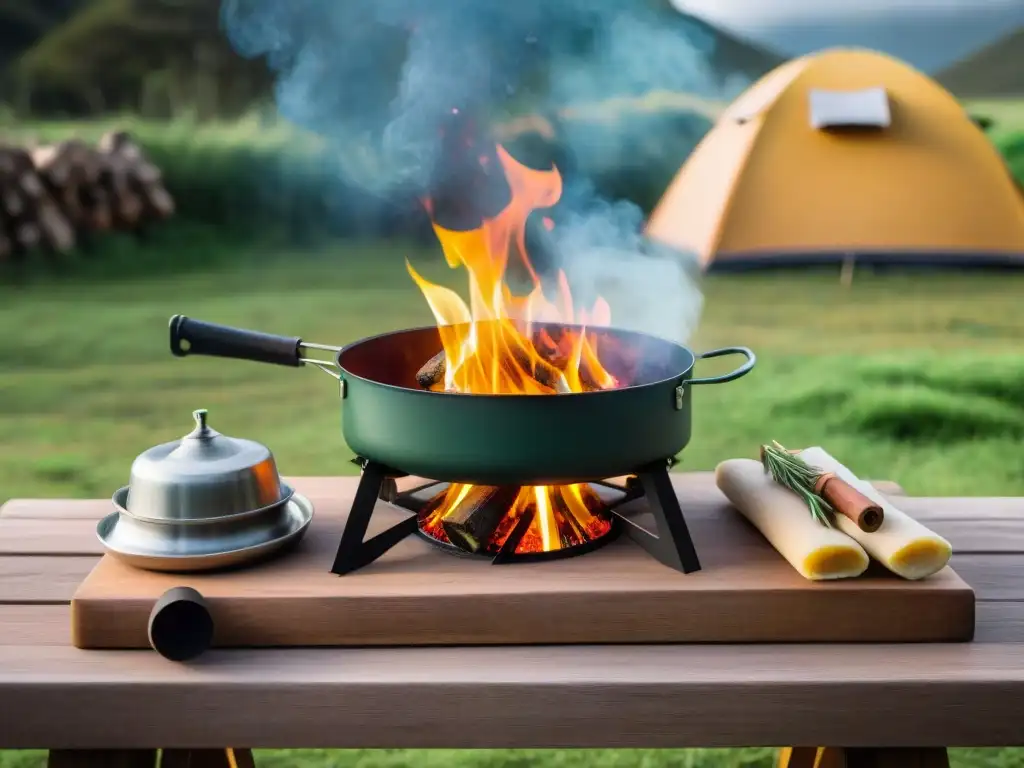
top-left (98, 409), bottom-right (314, 573)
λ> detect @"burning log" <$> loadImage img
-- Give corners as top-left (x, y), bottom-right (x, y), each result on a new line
top-left (417, 347), bottom-right (573, 393)
top-left (440, 486), bottom-right (521, 553)
top-left (416, 344), bottom-right (600, 394)
top-left (416, 351), bottom-right (447, 388)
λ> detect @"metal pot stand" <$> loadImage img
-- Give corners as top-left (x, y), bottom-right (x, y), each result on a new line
top-left (329, 456), bottom-right (701, 576)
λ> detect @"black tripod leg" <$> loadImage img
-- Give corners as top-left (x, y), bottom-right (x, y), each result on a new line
top-left (620, 463), bottom-right (701, 573)
top-left (330, 461), bottom-right (419, 575)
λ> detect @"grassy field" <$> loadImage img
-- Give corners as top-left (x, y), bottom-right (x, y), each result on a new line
top-left (2, 234), bottom-right (1024, 767)
top-left (969, 98), bottom-right (1024, 141)
top-left (2, 238), bottom-right (1024, 500)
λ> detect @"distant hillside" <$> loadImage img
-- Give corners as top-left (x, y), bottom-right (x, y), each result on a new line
top-left (3, 0), bottom-right (784, 120)
top-left (0, 0), bottom-right (84, 69)
top-left (8, 0), bottom-right (271, 117)
top-left (938, 27), bottom-right (1024, 97)
top-left (675, 12), bottom-right (785, 85)
top-left (736, 6), bottom-right (1024, 74)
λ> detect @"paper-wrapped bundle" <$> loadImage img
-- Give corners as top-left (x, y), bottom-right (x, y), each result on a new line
top-left (798, 447), bottom-right (952, 580)
top-left (715, 458), bottom-right (870, 580)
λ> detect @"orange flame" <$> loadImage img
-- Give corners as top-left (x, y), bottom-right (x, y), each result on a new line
top-left (409, 145), bottom-right (617, 553)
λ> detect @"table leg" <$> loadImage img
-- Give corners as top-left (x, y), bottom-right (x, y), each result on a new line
top-left (160, 749), bottom-right (256, 768)
top-left (47, 750), bottom-right (158, 767)
top-left (777, 747), bottom-right (843, 768)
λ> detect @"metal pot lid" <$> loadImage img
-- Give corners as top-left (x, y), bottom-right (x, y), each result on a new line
top-left (135, 408), bottom-right (273, 472)
top-left (126, 409), bottom-right (285, 520)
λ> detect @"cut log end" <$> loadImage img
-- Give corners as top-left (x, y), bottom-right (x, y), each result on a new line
top-left (2, 128), bottom-right (176, 260)
top-left (440, 486), bottom-right (520, 553)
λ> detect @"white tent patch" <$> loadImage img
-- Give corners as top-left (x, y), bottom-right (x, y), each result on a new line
top-left (808, 87), bottom-right (892, 129)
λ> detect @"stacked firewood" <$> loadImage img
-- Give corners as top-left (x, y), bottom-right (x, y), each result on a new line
top-left (0, 130), bottom-right (175, 262)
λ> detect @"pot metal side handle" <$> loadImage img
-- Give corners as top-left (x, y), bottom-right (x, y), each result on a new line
top-left (689, 346), bottom-right (756, 385)
top-left (170, 314), bottom-right (303, 367)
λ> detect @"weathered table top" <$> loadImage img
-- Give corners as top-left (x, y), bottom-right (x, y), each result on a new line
top-left (1, 474), bottom-right (1023, 751)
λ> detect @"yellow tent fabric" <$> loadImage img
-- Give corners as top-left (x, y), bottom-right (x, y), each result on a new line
top-left (645, 48), bottom-right (1024, 269)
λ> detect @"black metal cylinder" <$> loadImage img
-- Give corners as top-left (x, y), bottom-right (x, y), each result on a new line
top-left (148, 586), bottom-right (215, 662)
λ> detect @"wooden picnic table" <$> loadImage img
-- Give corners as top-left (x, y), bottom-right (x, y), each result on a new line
top-left (1, 474), bottom-right (1023, 768)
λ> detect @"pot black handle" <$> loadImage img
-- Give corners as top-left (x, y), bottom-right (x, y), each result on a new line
top-left (169, 315), bottom-right (303, 367)
top-left (689, 346), bottom-right (756, 385)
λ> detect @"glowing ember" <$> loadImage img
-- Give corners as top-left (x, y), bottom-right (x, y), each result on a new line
top-left (419, 482), bottom-right (613, 555)
top-left (408, 143), bottom-right (619, 555)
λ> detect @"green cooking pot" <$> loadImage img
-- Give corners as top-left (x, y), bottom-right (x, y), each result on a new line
top-left (169, 315), bottom-right (754, 485)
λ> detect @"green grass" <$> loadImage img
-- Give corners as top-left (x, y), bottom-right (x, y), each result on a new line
top-left (3, 242), bottom-right (1024, 501)
top-left (969, 99), bottom-right (1024, 141)
top-left (5, 750), bottom-right (1024, 768)
top-left (3, 241), bottom-right (1024, 768)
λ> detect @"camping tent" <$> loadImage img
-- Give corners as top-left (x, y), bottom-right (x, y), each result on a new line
top-left (644, 48), bottom-right (1024, 270)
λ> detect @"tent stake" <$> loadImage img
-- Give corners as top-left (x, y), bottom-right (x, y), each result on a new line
top-left (840, 255), bottom-right (855, 287)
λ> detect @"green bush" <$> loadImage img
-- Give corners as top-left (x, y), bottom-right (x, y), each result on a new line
top-left (771, 355), bottom-right (1024, 444)
top-left (1, 116), bottom-right (425, 242)
top-left (1001, 130), bottom-right (1024, 184)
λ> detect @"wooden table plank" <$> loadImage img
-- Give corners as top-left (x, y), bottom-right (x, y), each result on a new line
top-left (0, 518), bottom-right (103, 556)
top-left (949, 555), bottom-right (1024, 601)
top-left (3, 491), bottom-right (1008, 538)
top-left (891, 498), bottom-right (1024, 521)
top-left (2, 600), bottom-right (1021, 648)
top-left (0, 605), bottom-right (71, 645)
top-left (0, 499), bottom-right (115, 520)
top-left (975, 601), bottom-right (1024, 643)
top-left (0, 480), bottom-right (994, 539)
top-left (0, 540), bottom-right (1018, 610)
top-left (926, 521), bottom-right (1024, 553)
top-left (0, 643), bottom-right (1022, 750)
top-left (1, 498), bottom-right (1020, 559)
top-left (0, 557), bottom-right (98, 604)
top-left (3, 514), bottom-right (1020, 559)
top-left (0, 475), bottom-right (907, 519)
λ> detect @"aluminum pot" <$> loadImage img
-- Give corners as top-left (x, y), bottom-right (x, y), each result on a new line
top-left (99, 409), bottom-right (314, 572)
top-left (123, 408), bottom-right (290, 522)
top-left (107, 486), bottom-right (302, 556)
top-left (169, 316), bottom-right (755, 486)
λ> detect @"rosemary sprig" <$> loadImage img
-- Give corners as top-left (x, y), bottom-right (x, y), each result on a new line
top-left (760, 440), bottom-right (835, 527)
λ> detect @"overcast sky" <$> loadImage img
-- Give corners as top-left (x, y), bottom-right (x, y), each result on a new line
top-left (672, 0), bottom-right (1022, 26)
top-left (670, 0), bottom-right (1024, 71)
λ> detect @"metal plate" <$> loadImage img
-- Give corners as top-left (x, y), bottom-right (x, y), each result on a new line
top-left (96, 493), bottom-right (314, 573)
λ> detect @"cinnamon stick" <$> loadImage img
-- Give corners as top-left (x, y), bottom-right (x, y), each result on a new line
top-left (814, 473), bottom-right (884, 532)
